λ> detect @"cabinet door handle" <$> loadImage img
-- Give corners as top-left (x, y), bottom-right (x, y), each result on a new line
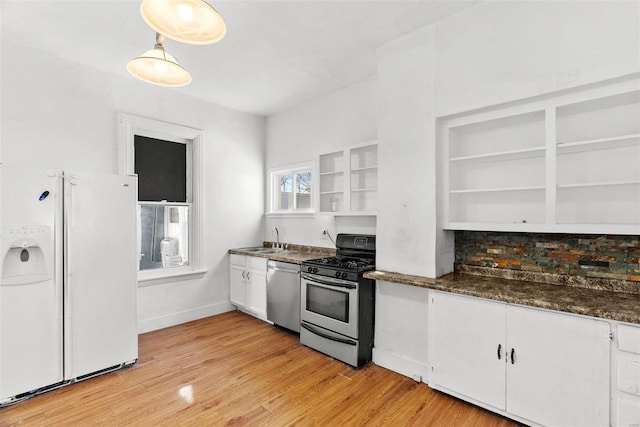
top-left (510, 348), bottom-right (515, 365)
top-left (497, 344), bottom-right (502, 360)
top-left (246, 271), bottom-right (250, 281)
top-left (241, 271), bottom-right (246, 280)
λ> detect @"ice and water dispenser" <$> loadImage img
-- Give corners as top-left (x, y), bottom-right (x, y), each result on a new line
top-left (1, 226), bottom-right (52, 286)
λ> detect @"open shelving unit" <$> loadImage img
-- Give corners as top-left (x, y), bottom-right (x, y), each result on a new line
top-left (442, 75), bottom-right (640, 234)
top-left (555, 90), bottom-right (640, 227)
top-left (318, 150), bottom-right (344, 213)
top-left (319, 142), bottom-right (378, 215)
top-left (446, 109), bottom-right (547, 228)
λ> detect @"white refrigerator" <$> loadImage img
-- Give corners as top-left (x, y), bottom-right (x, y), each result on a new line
top-left (0, 166), bottom-right (138, 405)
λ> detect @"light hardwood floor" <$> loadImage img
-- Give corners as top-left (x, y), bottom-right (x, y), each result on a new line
top-left (1, 311), bottom-right (520, 426)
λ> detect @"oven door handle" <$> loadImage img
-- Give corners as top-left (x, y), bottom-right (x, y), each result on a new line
top-left (301, 323), bottom-right (357, 346)
top-left (301, 274), bottom-right (357, 289)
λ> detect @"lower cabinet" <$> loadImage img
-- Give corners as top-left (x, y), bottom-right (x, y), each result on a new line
top-left (615, 324), bottom-right (640, 427)
top-left (428, 291), bottom-right (611, 427)
top-left (229, 254), bottom-right (267, 320)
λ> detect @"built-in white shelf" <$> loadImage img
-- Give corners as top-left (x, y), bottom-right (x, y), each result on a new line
top-left (442, 77), bottom-right (640, 234)
top-left (556, 133), bottom-right (640, 154)
top-left (333, 212), bottom-right (378, 217)
top-left (319, 141), bottom-right (378, 215)
top-left (351, 188), bottom-right (377, 193)
top-left (450, 146), bottom-right (545, 163)
top-left (450, 186), bottom-right (545, 194)
top-left (557, 180), bottom-right (640, 189)
top-left (447, 222), bottom-right (639, 234)
top-left (351, 166), bottom-right (378, 172)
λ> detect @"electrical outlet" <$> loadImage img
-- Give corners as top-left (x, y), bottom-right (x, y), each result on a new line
top-left (321, 230), bottom-right (329, 240)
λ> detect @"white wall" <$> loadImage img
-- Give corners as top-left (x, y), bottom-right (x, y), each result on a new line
top-left (265, 77), bottom-right (377, 246)
top-left (435, 0), bottom-right (640, 116)
top-left (372, 24), bottom-right (440, 378)
top-left (373, 281), bottom-right (430, 383)
top-left (376, 24), bottom-right (446, 279)
top-left (1, 40), bottom-right (266, 333)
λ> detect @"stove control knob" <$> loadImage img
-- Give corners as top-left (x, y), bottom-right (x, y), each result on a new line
top-left (335, 271), bottom-right (341, 278)
top-left (341, 272), bottom-right (348, 279)
top-left (312, 267), bottom-right (318, 273)
top-left (307, 266), bottom-right (313, 273)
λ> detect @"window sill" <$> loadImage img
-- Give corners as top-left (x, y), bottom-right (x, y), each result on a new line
top-left (138, 268), bottom-right (208, 287)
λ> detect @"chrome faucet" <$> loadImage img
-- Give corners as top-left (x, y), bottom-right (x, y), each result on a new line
top-left (272, 227), bottom-right (280, 249)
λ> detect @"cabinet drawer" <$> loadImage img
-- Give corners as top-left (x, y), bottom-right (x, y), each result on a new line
top-left (619, 325), bottom-right (640, 354)
top-left (619, 358), bottom-right (640, 396)
top-left (247, 255), bottom-right (267, 271)
top-left (230, 254), bottom-right (245, 266)
top-left (618, 397), bottom-right (640, 427)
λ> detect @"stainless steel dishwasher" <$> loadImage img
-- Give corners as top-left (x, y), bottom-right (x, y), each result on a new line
top-left (266, 260), bottom-right (301, 333)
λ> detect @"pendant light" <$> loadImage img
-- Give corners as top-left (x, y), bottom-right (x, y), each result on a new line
top-left (127, 33), bottom-right (192, 87)
top-left (140, 0), bottom-right (227, 45)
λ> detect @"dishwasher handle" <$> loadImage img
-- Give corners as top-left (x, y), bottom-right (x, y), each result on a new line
top-left (269, 266), bottom-right (300, 274)
top-left (267, 260), bottom-right (300, 274)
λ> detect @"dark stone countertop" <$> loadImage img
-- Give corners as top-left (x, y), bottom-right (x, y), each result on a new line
top-left (229, 242), bottom-right (334, 264)
top-left (364, 270), bottom-right (640, 325)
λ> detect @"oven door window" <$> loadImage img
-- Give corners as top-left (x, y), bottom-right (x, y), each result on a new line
top-left (306, 283), bottom-right (349, 323)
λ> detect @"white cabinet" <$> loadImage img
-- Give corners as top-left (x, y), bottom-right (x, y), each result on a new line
top-left (229, 257), bottom-right (247, 307)
top-left (429, 291), bottom-right (611, 427)
top-left (229, 254), bottom-right (267, 320)
top-left (442, 76), bottom-right (640, 234)
top-left (505, 305), bottom-right (610, 427)
top-left (428, 292), bottom-right (506, 409)
top-left (614, 324), bottom-right (640, 427)
top-left (319, 142), bottom-right (378, 214)
top-left (246, 257), bottom-right (267, 317)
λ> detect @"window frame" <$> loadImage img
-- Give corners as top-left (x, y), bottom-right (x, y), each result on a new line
top-left (267, 162), bottom-right (316, 215)
top-left (118, 112), bottom-right (206, 286)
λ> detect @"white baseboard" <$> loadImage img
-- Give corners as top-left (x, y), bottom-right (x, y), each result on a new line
top-left (137, 302), bottom-right (235, 334)
top-left (236, 307), bottom-right (272, 324)
top-left (372, 347), bottom-right (430, 384)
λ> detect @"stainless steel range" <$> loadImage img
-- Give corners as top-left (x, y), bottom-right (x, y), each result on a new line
top-left (300, 234), bottom-right (375, 367)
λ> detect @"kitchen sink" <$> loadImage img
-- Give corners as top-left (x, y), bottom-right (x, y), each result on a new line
top-left (237, 246), bottom-right (269, 252)
top-left (259, 248), bottom-right (289, 254)
top-left (236, 246), bottom-right (289, 254)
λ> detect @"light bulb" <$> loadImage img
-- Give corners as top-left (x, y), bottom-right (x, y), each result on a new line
top-left (177, 4), bottom-right (194, 22)
top-left (154, 59), bottom-right (169, 73)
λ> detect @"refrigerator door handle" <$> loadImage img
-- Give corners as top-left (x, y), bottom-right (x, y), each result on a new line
top-left (63, 175), bottom-right (73, 378)
top-left (65, 173), bottom-right (79, 186)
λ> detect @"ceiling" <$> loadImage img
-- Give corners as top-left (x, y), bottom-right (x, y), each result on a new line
top-left (1, 0), bottom-right (479, 116)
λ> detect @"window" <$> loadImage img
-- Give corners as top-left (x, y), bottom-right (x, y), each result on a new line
top-left (269, 164), bottom-right (314, 213)
top-left (135, 135), bottom-right (189, 271)
top-left (139, 204), bottom-right (189, 270)
top-left (118, 113), bottom-right (206, 285)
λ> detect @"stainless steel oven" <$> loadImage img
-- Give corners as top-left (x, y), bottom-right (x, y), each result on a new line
top-left (300, 233), bottom-right (376, 368)
top-left (301, 272), bottom-right (358, 339)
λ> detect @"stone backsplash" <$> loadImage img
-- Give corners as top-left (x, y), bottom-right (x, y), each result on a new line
top-left (455, 231), bottom-right (640, 282)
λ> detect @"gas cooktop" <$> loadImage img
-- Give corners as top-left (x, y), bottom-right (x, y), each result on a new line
top-left (302, 233), bottom-right (376, 281)
top-left (303, 256), bottom-right (375, 271)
